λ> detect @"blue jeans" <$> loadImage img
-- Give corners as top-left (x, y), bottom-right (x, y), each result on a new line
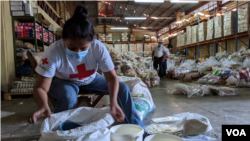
top-left (49, 74), bottom-right (144, 128)
top-left (163, 59), bottom-right (167, 76)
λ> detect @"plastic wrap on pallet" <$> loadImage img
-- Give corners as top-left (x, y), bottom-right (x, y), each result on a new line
top-left (199, 22), bottom-right (207, 42)
top-left (206, 19), bottom-right (214, 40)
top-left (186, 26), bottom-right (192, 45)
top-left (214, 16), bottom-right (224, 38)
top-left (224, 11), bottom-right (236, 36)
top-left (182, 32), bottom-right (187, 46)
top-left (145, 43), bottom-right (152, 51)
top-left (151, 43), bottom-right (158, 51)
top-left (136, 43), bottom-right (143, 52)
top-left (192, 25), bottom-right (198, 44)
top-left (114, 44), bottom-right (122, 51)
top-left (179, 32), bottom-right (186, 47)
top-left (122, 44), bottom-right (128, 52)
top-left (176, 32), bottom-right (181, 47)
top-left (129, 44), bottom-right (136, 52)
top-left (238, 3), bottom-right (250, 33)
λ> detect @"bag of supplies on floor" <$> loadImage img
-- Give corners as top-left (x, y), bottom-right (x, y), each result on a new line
top-left (39, 107), bottom-right (114, 141)
top-left (118, 76), bottom-right (155, 121)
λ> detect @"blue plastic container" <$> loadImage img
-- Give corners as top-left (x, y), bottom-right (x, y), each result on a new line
top-left (59, 122), bottom-right (82, 131)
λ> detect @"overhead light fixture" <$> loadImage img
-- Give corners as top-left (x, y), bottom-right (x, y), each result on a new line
top-left (135, 0), bottom-right (164, 3)
top-left (125, 17), bottom-right (147, 20)
top-left (111, 27), bottom-right (128, 30)
top-left (141, 27), bottom-right (147, 29)
top-left (232, 8), bottom-right (236, 11)
top-left (170, 0), bottom-right (198, 3)
top-left (151, 17), bottom-right (158, 19)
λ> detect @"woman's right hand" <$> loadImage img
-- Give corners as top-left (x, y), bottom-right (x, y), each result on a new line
top-left (30, 105), bottom-right (51, 123)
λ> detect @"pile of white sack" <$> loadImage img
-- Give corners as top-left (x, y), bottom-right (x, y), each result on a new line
top-left (104, 43), bottom-right (160, 88)
top-left (118, 76), bottom-right (155, 121)
top-left (145, 112), bottom-right (220, 140)
top-left (168, 83), bottom-right (237, 98)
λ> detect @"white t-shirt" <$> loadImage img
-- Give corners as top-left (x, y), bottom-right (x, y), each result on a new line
top-left (153, 45), bottom-right (166, 57)
top-left (35, 39), bottom-right (114, 86)
top-left (165, 48), bottom-right (170, 56)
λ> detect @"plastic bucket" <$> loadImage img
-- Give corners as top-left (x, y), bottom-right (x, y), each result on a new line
top-left (145, 134), bottom-right (184, 141)
top-left (110, 124), bottom-right (144, 141)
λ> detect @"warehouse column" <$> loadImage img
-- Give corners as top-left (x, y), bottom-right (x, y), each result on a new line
top-left (0, 0), bottom-right (15, 92)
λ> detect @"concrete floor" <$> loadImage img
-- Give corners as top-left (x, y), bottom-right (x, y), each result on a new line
top-left (2, 79), bottom-right (250, 141)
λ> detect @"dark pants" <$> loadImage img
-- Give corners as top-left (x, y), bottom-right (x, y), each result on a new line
top-left (153, 56), bottom-right (164, 77)
top-left (163, 59), bottom-right (167, 76)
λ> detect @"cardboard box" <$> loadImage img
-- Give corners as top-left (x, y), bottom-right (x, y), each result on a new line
top-left (167, 70), bottom-right (174, 79)
top-left (179, 73), bottom-right (192, 82)
top-left (179, 72), bottom-right (202, 82)
top-left (38, 13), bottom-right (51, 26)
top-left (11, 5), bottom-right (24, 11)
top-left (25, 3), bottom-right (33, 16)
top-left (195, 58), bottom-right (206, 63)
top-left (190, 72), bottom-right (202, 79)
top-left (11, 11), bottom-right (25, 16)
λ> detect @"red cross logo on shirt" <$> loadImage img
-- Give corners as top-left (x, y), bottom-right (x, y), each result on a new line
top-left (69, 64), bottom-right (95, 80)
top-left (42, 58), bottom-right (48, 65)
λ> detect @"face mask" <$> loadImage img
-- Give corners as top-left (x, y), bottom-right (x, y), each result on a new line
top-left (65, 47), bottom-right (88, 59)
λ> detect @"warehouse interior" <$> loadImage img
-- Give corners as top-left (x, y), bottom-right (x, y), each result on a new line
top-left (1, 0), bottom-right (250, 141)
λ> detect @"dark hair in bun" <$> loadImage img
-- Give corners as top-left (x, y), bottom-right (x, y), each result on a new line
top-left (62, 6), bottom-right (94, 41)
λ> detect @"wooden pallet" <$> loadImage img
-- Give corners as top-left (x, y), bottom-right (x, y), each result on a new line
top-left (4, 93), bottom-right (33, 100)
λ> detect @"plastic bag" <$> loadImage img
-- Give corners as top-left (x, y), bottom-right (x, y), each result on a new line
top-left (149, 69), bottom-right (160, 87)
top-left (145, 112), bottom-right (212, 135)
top-left (243, 58), bottom-right (250, 70)
top-left (239, 68), bottom-right (250, 81)
top-left (39, 107), bottom-right (114, 141)
top-left (168, 83), bottom-right (204, 98)
top-left (238, 79), bottom-right (250, 88)
top-left (183, 113), bottom-right (212, 136)
top-left (114, 65), bottom-right (124, 76)
top-left (209, 87), bottom-right (237, 96)
top-left (182, 134), bottom-right (219, 141)
top-left (206, 56), bottom-right (221, 67)
top-left (167, 59), bottom-right (175, 71)
top-left (118, 76), bottom-right (155, 121)
top-left (197, 62), bottom-right (209, 73)
top-left (200, 85), bottom-right (212, 95)
top-left (226, 76), bottom-right (238, 85)
top-left (197, 78), bottom-right (208, 84)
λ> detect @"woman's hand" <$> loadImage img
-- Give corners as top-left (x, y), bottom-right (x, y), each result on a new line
top-left (110, 102), bottom-right (125, 122)
top-left (30, 104), bottom-right (51, 123)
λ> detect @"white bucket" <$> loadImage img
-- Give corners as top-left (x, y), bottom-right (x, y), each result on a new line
top-left (110, 124), bottom-right (144, 141)
top-left (145, 134), bottom-right (184, 141)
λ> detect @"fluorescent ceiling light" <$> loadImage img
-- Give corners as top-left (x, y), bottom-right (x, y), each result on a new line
top-left (151, 17), bottom-right (158, 19)
top-left (111, 27), bottom-right (128, 30)
top-left (125, 17), bottom-right (146, 20)
top-left (141, 27), bottom-right (147, 29)
top-left (170, 0), bottom-right (198, 3)
top-left (135, 0), bottom-right (164, 3)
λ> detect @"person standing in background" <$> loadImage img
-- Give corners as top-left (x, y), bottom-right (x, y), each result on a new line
top-left (163, 44), bottom-right (173, 77)
top-left (152, 39), bottom-right (166, 78)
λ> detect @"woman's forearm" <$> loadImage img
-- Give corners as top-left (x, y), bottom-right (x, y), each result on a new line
top-left (33, 87), bottom-right (49, 108)
top-left (108, 76), bottom-right (119, 105)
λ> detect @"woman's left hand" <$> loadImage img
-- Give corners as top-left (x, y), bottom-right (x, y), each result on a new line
top-left (110, 103), bottom-right (125, 122)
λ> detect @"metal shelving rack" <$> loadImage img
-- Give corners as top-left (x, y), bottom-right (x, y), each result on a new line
top-left (12, 16), bottom-right (56, 77)
top-left (102, 40), bottom-right (158, 52)
top-left (175, 1), bottom-right (250, 58)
